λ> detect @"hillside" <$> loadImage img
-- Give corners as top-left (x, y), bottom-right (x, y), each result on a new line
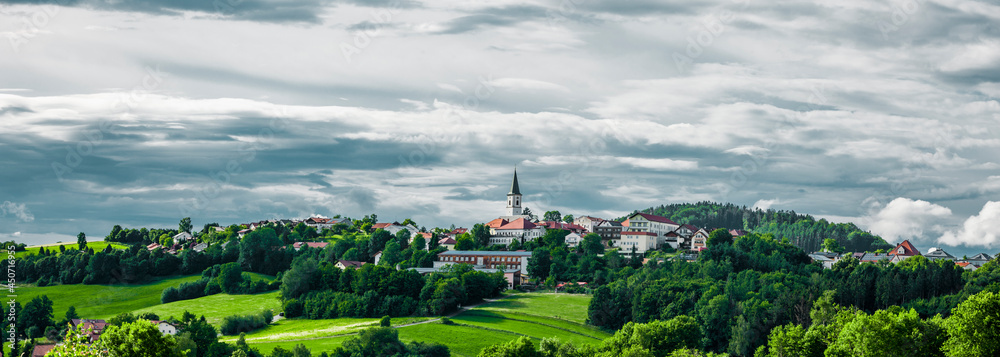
top-left (18, 275), bottom-right (205, 319)
top-left (633, 201), bottom-right (893, 252)
top-left (237, 292), bottom-right (607, 357)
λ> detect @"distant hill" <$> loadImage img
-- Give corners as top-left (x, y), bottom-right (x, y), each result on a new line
top-left (629, 202), bottom-right (892, 253)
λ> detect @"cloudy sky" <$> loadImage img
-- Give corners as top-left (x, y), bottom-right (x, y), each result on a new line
top-left (1, 0), bottom-right (998, 255)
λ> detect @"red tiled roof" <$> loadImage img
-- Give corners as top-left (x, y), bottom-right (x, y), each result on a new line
top-left (683, 224), bottom-right (698, 231)
top-left (630, 213), bottom-right (679, 225)
top-left (372, 223), bottom-right (392, 229)
top-left (32, 345), bottom-right (55, 357)
top-left (418, 232), bottom-right (434, 238)
top-left (888, 240), bottom-right (921, 256)
top-left (438, 237), bottom-right (457, 245)
top-left (497, 218), bottom-right (537, 230)
top-left (293, 242), bottom-right (329, 249)
top-left (450, 228), bottom-right (468, 234)
top-left (957, 262), bottom-right (971, 267)
top-left (486, 218), bottom-right (509, 228)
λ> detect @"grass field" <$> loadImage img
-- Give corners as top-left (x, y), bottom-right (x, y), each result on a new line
top-left (18, 274), bottom-right (205, 319)
top-left (242, 293), bottom-right (600, 356)
top-left (19, 272), bottom-right (277, 321)
top-left (131, 291), bottom-right (283, 325)
top-left (475, 293), bottom-right (594, 324)
top-left (16, 241), bottom-right (129, 258)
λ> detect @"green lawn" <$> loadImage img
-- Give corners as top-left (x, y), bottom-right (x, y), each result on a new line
top-left (18, 275), bottom-right (205, 319)
top-left (397, 323), bottom-right (525, 357)
top-left (131, 291), bottom-right (283, 325)
top-left (476, 293), bottom-right (593, 324)
top-left (16, 241), bottom-right (128, 258)
top-left (453, 310), bottom-right (610, 342)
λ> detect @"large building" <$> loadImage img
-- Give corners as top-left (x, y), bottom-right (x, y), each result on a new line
top-left (433, 250), bottom-right (533, 275)
top-left (487, 169), bottom-right (545, 245)
top-left (619, 212), bottom-right (681, 254)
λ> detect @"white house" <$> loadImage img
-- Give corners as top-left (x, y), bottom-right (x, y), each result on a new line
top-left (565, 232), bottom-right (583, 248)
top-left (173, 231), bottom-right (193, 242)
top-left (619, 231), bottom-right (659, 255)
top-left (573, 216), bottom-right (604, 232)
top-left (619, 213), bottom-right (680, 251)
top-left (371, 223), bottom-right (418, 236)
top-left (154, 321), bottom-right (177, 335)
top-left (488, 218), bottom-right (546, 246)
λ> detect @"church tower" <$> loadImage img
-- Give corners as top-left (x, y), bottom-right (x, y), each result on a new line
top-left (506, 168), bottom-right (522, 216)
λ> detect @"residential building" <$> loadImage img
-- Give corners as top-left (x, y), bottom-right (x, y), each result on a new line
top-left (619, 231), bottom-right (659, 255)
top-left (335, 260), bottom-right (366, 269)
top-left (411, 267), bottom-right (523, 288)
top-left (411, 232), bottom-right (433, 250)
top-left (690, 228), bottom-right (709, 251)
top-left (887, 240), bottom-right (921, 258)
top-left (153, 321), bottom-right (178, 335)
top-left (32, 345), bottom-right (55, 357)
top-left (489, 218), bottom-right (546, 245)
top-left (924, 247), bottom-right (956, 261)
top-left (619, 212), bottom-right (680, 253)
top-left (433, 250), bottom-right (533, 275)
top-left (71, 319), bottom-right (108, 342)
top-left (437, 237), bottom-right (457, 250)
top-left (565, 232), bottom-right (583, 248)
top-left (173, 231), bottom-right (193, 242)
top-left (968, 253), bottom-right (994, 266)
top-left (573, 216), bottom-right (604, 232)
top-left (371, 222), bottom-right (418, 236)
top-left (593, 220), bottom-right (622, 246)
top-left (809, 251), bottom-right (840, 269)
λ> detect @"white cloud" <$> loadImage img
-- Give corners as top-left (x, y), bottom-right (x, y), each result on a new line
top-left (939, 201), bottom-right (1000, 249)
top-left (0, 201), bottom-right (34, 222)
top-left (753, 198), bottom-right (779, 210)
top-left (865, 198), bottom-right (952, 244)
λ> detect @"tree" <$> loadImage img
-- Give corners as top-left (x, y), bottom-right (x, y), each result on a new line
top-left (48, 323), bottom-right (107, 356)
top-left (479, 336), bottom-right (537, 357)
top-left (21, 295), bottom-right (54, 338)
top-left (395, 229), bottom-right (411, 250)
top-left (379, 316), bottom-right (391, 327)
top-left (78, 232), bottom-right (88, 251)
top-left (562, 214), bottom-right (574, 224)
top-left (527, 248), bottom-right (552, 281)
top-left (333, 327), bottom-right (407, 357)
top-left (412, 233), bottom-right (427, 251)
top-left (292, 344), bottom-right (311, 357)
top-left (706, 228), bottom-right (733, 247)
top-left (217, 262), bottom-right (244, 294)
top-left (822, 238), bottom-right (845, 253)
top-left (522, 207), bottom-right (536, 221)
top-left (470, 224), bottom-right (491, 248)
top-left (543, 211), bottom-right (561, 222)
top-left (380, 241), bottom-right (403, 267)
top-left (581, 233), bottom-right (604, 256)
top-left (61, 306), bottom-right (80, 326)
top-left (101, 320), bottom-right (183, 357)
top-left (943, 291), bottom-right (1000, 357)
top-left (179, 217), bottom-right (193, 233)
top-left (455, 234), bottom-right (476, 250)
top-left (825, 308), bottom-right (945, 357)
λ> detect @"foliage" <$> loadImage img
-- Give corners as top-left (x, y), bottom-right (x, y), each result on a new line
top-left (332, 327), bottom-right (449, 357)
top-left (220, 310), bottom-right (274, 335)
top-left (100, 320), bottom-right (183, 357)
top-left (48, 323), bottom-right (108, 356)
top-left (942, 291), bottom-right (1000, 357)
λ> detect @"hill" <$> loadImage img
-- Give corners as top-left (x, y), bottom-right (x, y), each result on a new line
top-left (632, 201), bottom-right (893, 252)
top-left (15, 241), bottom-right (129, 258)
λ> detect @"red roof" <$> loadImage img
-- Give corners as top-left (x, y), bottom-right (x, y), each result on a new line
top-left (486, 218), bottom-right (509, 228)
top-left (438, 237), bottom-right (457, 245)
top-left (418, 232), bottom-right (434, 238)
top-left (683, 224), bottom-right (698, 231)
top-left (630, 213), bottom-right (679, 225)
top-left (372, 223), bottom-right (392, 229)
top-left (621, 231), bottom-right (658, 236)
top-left (888, 240), bottom-right (921, 256)
top-left (450, 228), bottom-right (468, 235)
top-left (32, 345), bottom-right (55, 357)
top-left (293, 242), bottom-right (329, 249)
top-left (71, 319), bottom-right (108, 342)
top-left (497, 218), bottom-right (537, 230)
top-left (306, 217), bottom-right (330, 224)
top-left (957, 262), bottom-right (972, 267)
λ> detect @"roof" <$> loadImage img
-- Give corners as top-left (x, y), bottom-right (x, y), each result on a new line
top-left (621, 231), bottom-right (658, 236)
top-left (860, 253), bottom-right (891, 262)
top-left (418, 232), bottom-right (434, 238)
top-left (729, 229), bottom-right (749, 236)
top-left (888, 240), bottom-right (921, 256)
top-left (486, 218), bottom-right (509, 228)
top-left (372, 223), bottom-right (393, 229)
top-left (32, 345), bottom-right (55, 357)
top-left (628, 212), bottom-right (679, 225)
top-left (683, 224), bottom-right (699, 231)
top-left (509, 168), bottom-right (521, 195)
top-left (438, 237), bottom-right (457, 244)
top-left (497, 218), bottom-right (537, 230)
top-left (450, 228), bottom-right (468, 235)
top-left (970, 253), bottom-right (994, 261)
top-left (597, 220), bottom-right (622, 227)
top-left (925, 248), bottom-right (955, 260)
top-left (410, 267), bottom-right (521, 274)
top-left (438, 250), bottom-right (532, 257)
top-left (293, 242), bottom-right (330, 249)
top-left (336, 260), bottom-right (366, 268)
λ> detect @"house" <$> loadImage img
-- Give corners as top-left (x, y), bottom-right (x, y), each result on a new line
top-left (304, 217), bottom-right (333, 230)
top-left (437, 237), bottom-right (457, 250)
top-left (618, 212), bottom-right (680, 253)
top-left (374, 251), bottom-right (383, 265)
top-left (32, 345), bottom-right (55, 357)
top-left (887, 240), bottom-right (921, 258)
top-left (690, 228), bottom-right (709, 251)
top-left (371, 222), bottom-right (419, 236)
top-left (729, 229), bottom-right (749, 237)
top-left (173, 231), bottom-right (193, 242)
top-left (859, 253), bottom-right (891, 263)
top-left (292, 242), bottom-right (330, 251)
top-left (593, 220), bottom-right (623, 246)
top-left (957, 262), bottom-right (978, 271)
top-left (449, 228), bottom-right (468, 236)
top-left (619, 231), bottom-right (659, 255)
top-left (192, 242), bottom-right (209, 253)
top-left (237, 229), bottom-right (250, 238)
top-left (335, 260), bottom-right (366, 269)
top-left (433, 250), bottom-right (533, 275)
top-left (809, 252), bottom-right (841, 269)
top-left (152, 320), bottom-right (178, 335)
top-left (539, 221), bottom-right (586, 234)
top-left (968, 253), bottom-right (994, 266)
top-left (573, 216), bottom-right (605, 232)
top-left (147, 243), bottom-right (161, 251)
top-left (924, 247), bottom-right (956, 261)
top-left (70, 319), bottom-right (108, 342)
top-left (489, 218), bottom-right (546, 245)
top-left (565, 232), bottom-right (583, 248)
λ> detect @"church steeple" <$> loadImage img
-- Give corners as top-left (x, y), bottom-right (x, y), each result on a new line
top-left (506, 168), bottom-right (522, 216)
top-left (509, 168), bottom-right (521, 195)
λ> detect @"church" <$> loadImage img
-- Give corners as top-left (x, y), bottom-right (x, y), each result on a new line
top-left (485, 169), bottom-right (546, 245)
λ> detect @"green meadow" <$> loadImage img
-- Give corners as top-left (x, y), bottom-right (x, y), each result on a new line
top-left (15, 241), bottom-right (129, 258)
top-left (18, 275), bottom-right (205, 319)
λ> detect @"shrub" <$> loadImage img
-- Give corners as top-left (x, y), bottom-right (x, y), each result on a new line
top-left (219, 310), bottom-right (273, 335)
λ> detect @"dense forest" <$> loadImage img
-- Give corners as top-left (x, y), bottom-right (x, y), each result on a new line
top-left (634, 202), bottom-right (893, 253)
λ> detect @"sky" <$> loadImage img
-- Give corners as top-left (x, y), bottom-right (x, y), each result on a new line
top-left (0, 0), bottom-right (998, 256)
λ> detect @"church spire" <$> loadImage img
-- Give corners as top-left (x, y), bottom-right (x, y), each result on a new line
top-left (509, 168), bottom-right (521, 195)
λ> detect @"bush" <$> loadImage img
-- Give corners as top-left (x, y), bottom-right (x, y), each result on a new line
top-left (220, 310), bottom-right (273, 335)
top-left (440, 318), bottom-right (453, 325)
top-left (380, 316), bottom-right (391, 327)
top-left (283, 299), bottom-right (304, 318)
